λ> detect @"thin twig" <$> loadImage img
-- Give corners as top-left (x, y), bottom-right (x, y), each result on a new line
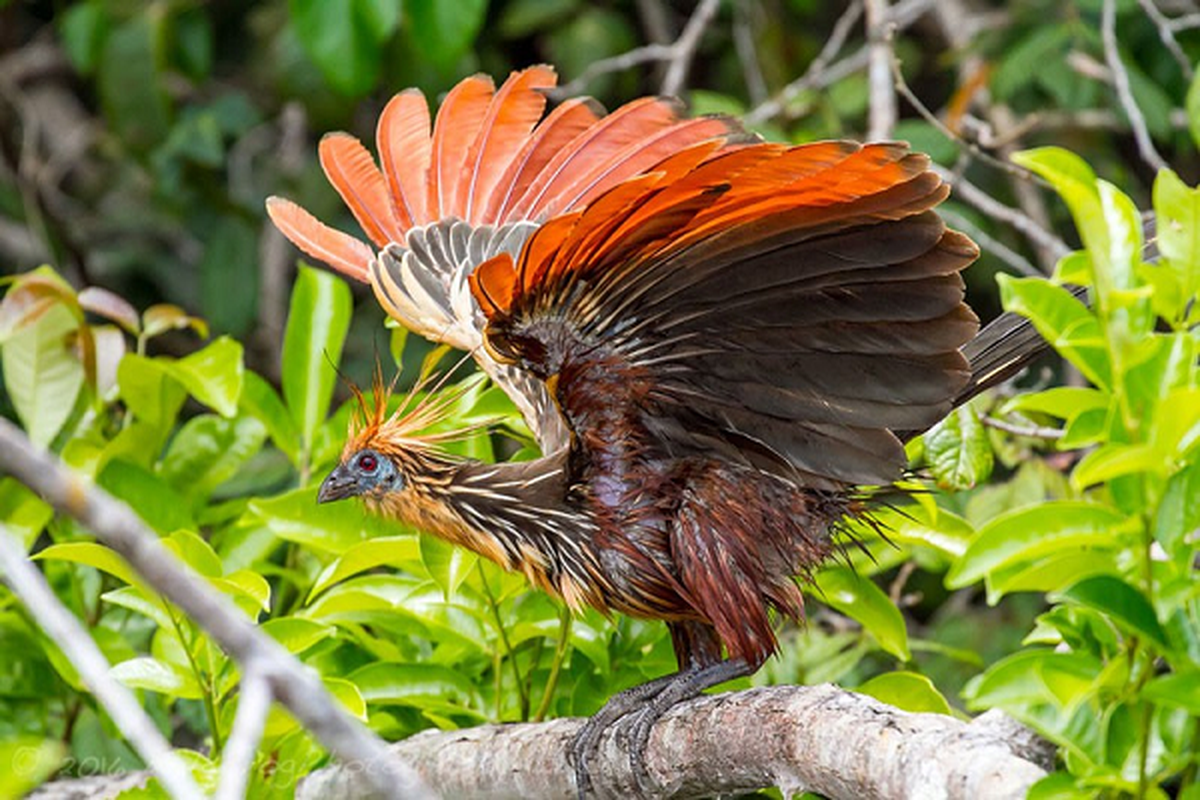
top-left (661, 0), bottom-right (721, 96)
top-left (1137, 0), bottom-right (1194, 79)
top-left (889, 49), bottom-right (1042, 184)
top-left (1103, 0), bottom-right (1170, 172)
top-left (1168, 11), bottom-right (1200, 29)
top-left (214, 666), bottom-right (273, 800)
top-left (865, 0), bottom-right (898, 141)
top-left (0, 418), bottom-right (436, 800)
top-left (935, 166), bottom-right (1071, 267)
top-left (745, 0), bottom-right (864, 125)
top-left (552, 0), bottom-right (721, 99)
top-left (0, 526), bottom-right (204, 800)
top-left (939, 207), bottom-right (1042, 278)
top-left (982, 415), bottom-right (1065, 440)
top-left (732, 0), bottom-right (768, 105)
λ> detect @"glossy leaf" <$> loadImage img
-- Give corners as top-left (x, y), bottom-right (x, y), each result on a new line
top-left (923, 405), bottom-right (993, 490)
top-left (0, 479), bottom-right (54, 549)
top-left (162, 413), bottom-right (267, 500)
top-left (947, 503), bottom-right (1131, 589)
top-left (250, 486), bottom-right (393, 554)
top-left (1, 304), bottom-right (84, 447)
top-left (997, 275), bottom-right (1110, 390)
top-left (240, 371), bottom-right (300, 463)
top-left (309, 535), bottom-right (421, 599)
top-left (281, 265), bottom-right (352, 450)
top-left (110, 656), bottom-right (203, 699)
top-left (348, 662), bottom-right (482, 710)
top-left (856, 671), bottom-right (952, 715)
top-left (812, 566), bottom-right (909, 661)
top-left (34, 542), bottom-right (144, 589)
top-left (1053, 576), bottom-right (1169, 650)
top-left (420, 535), bottom-right (478, 601)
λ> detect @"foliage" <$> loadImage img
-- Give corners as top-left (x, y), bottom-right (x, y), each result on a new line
top-left (932, 152), bottom-right (1200, 798)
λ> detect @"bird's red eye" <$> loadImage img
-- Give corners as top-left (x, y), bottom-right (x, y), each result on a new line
top-left (357, 453), bottom-right (378, 473)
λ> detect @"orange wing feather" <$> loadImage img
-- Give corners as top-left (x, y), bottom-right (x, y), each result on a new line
top-left (428, 76), bottom-right (495, 220)
top-left (377, 89), bottom-right (433, 232)
top-left (459, 66), bottom-right (558, 225)
top-left (318, 133), bottom-right (402, 247)
top-left (486, 97), bottom-right (604, 224)
top-left (265, 197), bottom-right (374, 282)
top-left (505, 97), bottom-right (689, 221)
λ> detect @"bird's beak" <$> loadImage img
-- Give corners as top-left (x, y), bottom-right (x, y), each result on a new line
top-left (317, 464), bottom-right (358, 503)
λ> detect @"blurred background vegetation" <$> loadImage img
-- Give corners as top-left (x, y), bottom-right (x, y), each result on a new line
top-left (4, 0), bottom-right (1200, 796)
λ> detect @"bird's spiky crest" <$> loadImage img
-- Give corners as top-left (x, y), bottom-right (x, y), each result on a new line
top-left (342, 360), bottom-right (490, 463)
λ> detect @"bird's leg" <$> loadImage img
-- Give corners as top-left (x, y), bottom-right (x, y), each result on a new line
top-left (570, 658), bottom-right (752, 798)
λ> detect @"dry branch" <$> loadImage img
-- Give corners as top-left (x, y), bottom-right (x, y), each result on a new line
top-left (0, 417), bottom-right (435, 800)
top-left (297, 684), bottom-right (1051, 800)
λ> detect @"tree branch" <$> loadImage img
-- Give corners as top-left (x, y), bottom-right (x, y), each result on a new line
top-left (0, 417), bottom-right (435, 800)
top-left (865, 0), bottom-right (897, 141)
top-left (1102, 0), bottom-right (1170, 173)
top-left (296, 684), bottom-right (1050, 800)
top-left (0, 525), bottom-right (204, 800)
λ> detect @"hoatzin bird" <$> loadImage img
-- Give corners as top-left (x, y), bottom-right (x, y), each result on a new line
top-left (267, 66), bottom-right (1048, 794)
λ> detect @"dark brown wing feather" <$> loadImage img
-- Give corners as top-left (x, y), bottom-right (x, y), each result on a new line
top-left (471, 141), bottom-right (980, 489)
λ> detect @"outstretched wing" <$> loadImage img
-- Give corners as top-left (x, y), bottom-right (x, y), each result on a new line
top-left (266, 66), bottom-right (743, 452)
top-left (470, 141), bottom-right (980, 489)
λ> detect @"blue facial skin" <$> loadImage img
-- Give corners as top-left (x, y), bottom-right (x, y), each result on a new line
top-left (317, 448), bottom-right (403, 503)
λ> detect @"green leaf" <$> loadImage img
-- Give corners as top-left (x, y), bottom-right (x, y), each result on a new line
top-left (1053, 576), bottom-right (1169, 650)
top-left (250, 486), bottom-right (394, 554)
top-left (947, 502), bottom-right (1131, 589)
top-left (159, 413), bottom-right (267, 499)
top-left (240, 371), bottom-right (300, 462)
top-left (34, 542), bottom-right (143, 589)
top-left (406, 0), bottom-right (487, 68)
top-left (310, 535), bottom-right (421, 599)
top-left (164, 530), bottom-right (222, 577)
top-left (281, 265), bottom-right (352, 450)
top-left (1, 304), bottom-right (84, 447)
top-left (97, 13), bottom-right (171, 152)
top-left (998, 275), bottom-right (1111, 390)
top-left (260, 618), bottom-right (337, 654)
top-left (1187, 68), bottom-right (1200, 152)
top-left (110, 656), bottom-right (203, 699)
top-left (289, 0), bottom-right (396, 95)
top-left (1142, 672), bottom-right (1200, 715)
top-left (98, 460), bottom-right (196, 534)
top-left (349, 662), bottom-right (481, 709)
top-left (102, 586), bottom-right (174, 632)
top-left (1156, 460), bottom-right (1200, 555)
top-left (420, 535), bottom-right (477, 601)
top-left (170, 336), bottom-right (244, 417)
top-left (1001, 387), bottom-right (1110, 423)
top-left (0, 478), bottom-right (53, 549)
top-left (117, 354), bottom-right (187, 434)
top-left (1071, 443), bottom-right (1161, 490)
top-left (857, 671), bottom-right (952, 715)
top-left (812, 567), bottom-right (909, 660)
top-left (923, 405), bottom-right (993, 490)
top-left (58, 1), bottom-right (108, 74)
top-left (1151, 169), bottom-right (1200, 322)
top-left (0, 737), bottom-right (65, 798)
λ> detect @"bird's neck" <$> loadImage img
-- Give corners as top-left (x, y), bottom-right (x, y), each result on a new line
top-left (433, 450), bottom-right (605, 610)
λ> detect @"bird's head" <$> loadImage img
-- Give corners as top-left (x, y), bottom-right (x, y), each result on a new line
top-left (316, 368), bottom-right (471, 510)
